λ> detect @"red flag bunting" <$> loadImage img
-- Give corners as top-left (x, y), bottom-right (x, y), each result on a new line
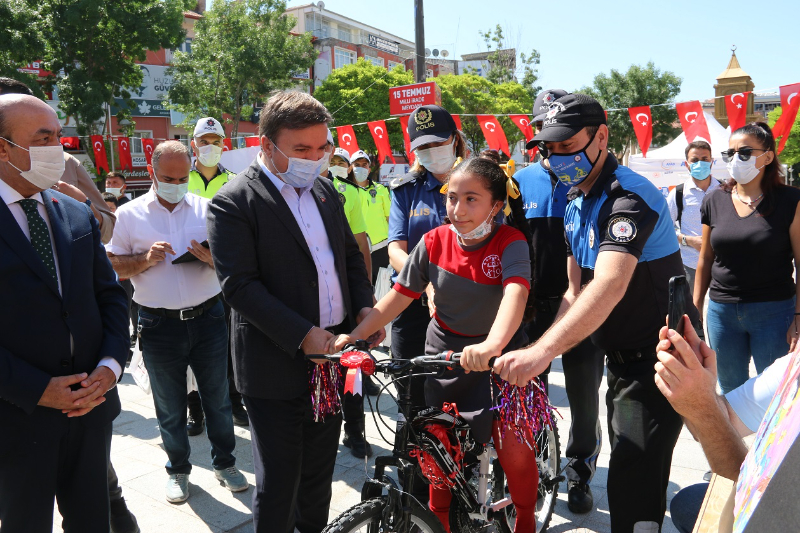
top-left (90, 135), bottom-right (109, 174)
top-left (675, 101), bottom-right (711, 143)
top-left (452, 115), bottom-right (463, 132)
top-left (223, 138), bottom-right (232, 151)
top-left (508, 114), bottom-right (536, 159)
top-left (399, 115), bottom-right (415, 165)
top-left (772, 83), bottom-right (800, 154)
top-left (628, 106), bottom-right (653, 158)
top-left (335, 125), bottom-right (360, 157)
top-left (476, 115), bottom-right (511, 157)
top-left (59, 137), bottom-right (80, 150)
top-left (245, 136), bottom-right (260, 147)
top-left (142, 138), bottom-right (155, 166)
top-left (117, 137), bottom-right (133, 171)
top-left (724, 91), bottom-right (751, 133)
top-left (367, 120), bottom-right (396, 164)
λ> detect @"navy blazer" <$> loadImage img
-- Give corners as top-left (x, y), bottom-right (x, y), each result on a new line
top-left (207, 159), bottom-right (374, 400)
top-left (0, 189), bottom-right (129, 426)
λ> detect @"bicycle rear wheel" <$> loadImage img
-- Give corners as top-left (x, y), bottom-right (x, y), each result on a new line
top-left (323, 497), bottom-right (446, 533)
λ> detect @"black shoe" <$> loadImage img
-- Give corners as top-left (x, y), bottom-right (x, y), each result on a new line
top-left (110, 498), bottom-right (140, 533)
top-left (231, 403), bottom-right (249, 427)
top-left (567, 481), bottom-right (593, 514)
top-left (186, 410), bottom-right (205, 436)
top-left (343, 432), bottom-right (373, 459)
top-left (364, 375), bottom-right (381, 396)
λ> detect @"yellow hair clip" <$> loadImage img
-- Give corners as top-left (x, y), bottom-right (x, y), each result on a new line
top-left (503, 177), bottom-right (520, 216)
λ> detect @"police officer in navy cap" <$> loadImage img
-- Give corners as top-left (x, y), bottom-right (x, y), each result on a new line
top-left (495, 93), bottom-right (699, 532)
top-left (515, 88), bottom-right (605, 514)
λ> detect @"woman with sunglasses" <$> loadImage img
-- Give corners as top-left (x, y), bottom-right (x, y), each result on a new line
top-left (694, 122), bottom-right (800, 393)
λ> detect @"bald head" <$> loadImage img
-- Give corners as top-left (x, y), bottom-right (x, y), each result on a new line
top-left (0, 94), bottom-right (60, 144)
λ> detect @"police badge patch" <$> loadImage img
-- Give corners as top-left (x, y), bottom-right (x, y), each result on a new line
top-left (607, 216), bottom-right (637, 243)
top-left (338, 193), bottom-right (346, 205)
top-left (369, 188), bottom-right (377, 203)
top-left (588, 225), bottom-right (595, 249)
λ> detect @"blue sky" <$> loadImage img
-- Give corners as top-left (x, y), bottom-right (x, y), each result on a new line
top-left (287, 0), bottom-right (800, 103)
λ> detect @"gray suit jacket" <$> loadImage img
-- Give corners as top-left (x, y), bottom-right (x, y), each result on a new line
top-left (207, 158), bottom-right (374, 400)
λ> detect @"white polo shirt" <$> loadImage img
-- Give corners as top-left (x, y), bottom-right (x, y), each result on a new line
top-left (258, 155), bottom-right (346, 328)
top-left (106, 189), bottom-right (221, 309)
top-left (666, 176), bottom-right (720, 269)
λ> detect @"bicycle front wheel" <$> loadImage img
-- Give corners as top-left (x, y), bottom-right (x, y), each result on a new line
top-left (323, 497), bottom-right (446, 533)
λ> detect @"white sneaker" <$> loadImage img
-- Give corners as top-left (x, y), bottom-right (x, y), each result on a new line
top-left (214, 466), bottom-right (248, 492)
top-left (165, 473), bottom-right (189, 503)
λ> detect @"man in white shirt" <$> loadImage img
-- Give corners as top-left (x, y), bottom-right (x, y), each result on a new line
top-left (666, 140), bottom-right (720, 295)
top-left (106, 141), bottom-right (246, 504)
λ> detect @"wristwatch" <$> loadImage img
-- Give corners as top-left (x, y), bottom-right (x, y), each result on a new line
top-left (681, 235), bottom-right (687, 246)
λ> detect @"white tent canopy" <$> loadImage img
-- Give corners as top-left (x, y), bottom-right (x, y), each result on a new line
top-left (628, 112), bottom-right (731, 192)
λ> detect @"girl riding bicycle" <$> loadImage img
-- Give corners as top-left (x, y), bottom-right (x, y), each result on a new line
top-left (331, 156), bottom-right (541, 533)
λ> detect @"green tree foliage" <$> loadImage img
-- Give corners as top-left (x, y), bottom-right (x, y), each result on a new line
top-left (168, 0), bottom-right (316, 138)
top-left (768, 106), bottom-right (800, 183)
top-left (480, 24), bottom-right (541, 101)
top-left (580, 62), bottom-right (682, 158)
top-left (0, 0), bottom-right (48, 97)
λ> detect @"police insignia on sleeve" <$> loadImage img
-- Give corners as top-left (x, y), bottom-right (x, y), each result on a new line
top-left (588, 225), bottom-right (595, 249)
top-left (338, 192), bottom-right (346, 205)
top-left (337, 183), bottom-right (346, 193)
top-left (608, 216), bottom-right (637, 243)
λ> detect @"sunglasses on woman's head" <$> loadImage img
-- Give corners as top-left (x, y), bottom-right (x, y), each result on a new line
top-left (721, 147), bottom-right (766, 163)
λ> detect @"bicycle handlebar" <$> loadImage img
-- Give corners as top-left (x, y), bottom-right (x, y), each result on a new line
top-left (305, 346), bottom-right (464, 375)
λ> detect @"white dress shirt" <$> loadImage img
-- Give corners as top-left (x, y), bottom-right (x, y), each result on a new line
top-left (0, 178), bottom-right (121, 379)
top-left (258, 155), bottom-right (346, 328)
top-left (666, 176), bottom-right (720, 269)
top-left (106, 189), bottom-right (221, 309)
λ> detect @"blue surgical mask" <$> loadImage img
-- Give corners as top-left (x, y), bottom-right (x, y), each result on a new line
top-left (269, 138), bottom-right (329, 189)
top-left (688, 161), bottom-right (712, 180)
top-left (546, 130), bottom-right (600, 187)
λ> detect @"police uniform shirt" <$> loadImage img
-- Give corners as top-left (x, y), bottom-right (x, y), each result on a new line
top-left (330, 175), bottom-right (367, 236)
top-left (564, 153), bottom-right (686, 351)
top-left (357, 182), bottom-right (391, 246)
top-left (387, 170), bottom-right (448, 281)
top-left (188, 162), bottom-right (235, 199)
top-left (515, 160), bottom-right (570, 299)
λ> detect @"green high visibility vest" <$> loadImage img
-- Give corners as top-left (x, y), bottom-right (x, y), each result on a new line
top-left (358, 182), bottom-right (391, 245)
top-left (188, 168), bottom-right (236, 199)
top-left (332, 177), bottom-right (367, 235)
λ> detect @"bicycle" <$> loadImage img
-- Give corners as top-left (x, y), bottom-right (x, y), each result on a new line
top-left (309, 343), bottom-right (562, 533)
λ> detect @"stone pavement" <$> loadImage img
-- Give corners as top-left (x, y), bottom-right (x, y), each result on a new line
top-left (52, 353), bottom-right (709, 532)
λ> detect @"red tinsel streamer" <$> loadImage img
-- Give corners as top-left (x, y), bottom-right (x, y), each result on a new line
top-left (309, 362), bottom-right (342, 422)
top-left (491, 376), bottom-right (559, 450)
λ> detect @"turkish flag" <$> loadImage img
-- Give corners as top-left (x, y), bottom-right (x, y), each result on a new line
top-left (724, 91), bottom-right (751, 133)
top-left (477, 115), bottom-right (511, 157)
top-left (368, 120), bottom-right (396, 164)
top-left (399, 115), bottom-right (415, 165)
top-left (675, 101), bottom-right (711, 143)
top-left (117, 137), bottom-right (133, 171)
top-left (245, 136), bottom-right (260, 147)
top-left (223, 138), bottom-right (232, 151)
top-left (628, 106), bottom-right (653, 158)
top-left (142, 138), bottom-right (155, 166)
top-left (772, 83), bottom-right (800, 153)
top-left (509, 114), bottom-right (536, 159)
top-left (452, 115), bottom-right (463, 132)
top-left (90, 135), bottom-right (109, 174)
top-left (335, 125), bottom-right (360, 157)
top-left (59, 137), bottom-right (79, 150)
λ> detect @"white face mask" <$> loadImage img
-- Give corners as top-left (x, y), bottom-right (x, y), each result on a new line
top-left (450, 204), bottom-right (498, 241)
top-left (197, 144), bottom-right (223, 167)
top-left (727, 152), bottom-right (767, 185)
top-left (329, 165), bottom-right (348, 179)
top-left (352, 166), bottom-right (369, 183)
top-left (1, 138), bottom-right (65, 190)
top-left (154, 179), bottom-right (189, 204)
top-left (416, 141), bottom-right (457, 175)
top-left (269, 139), bottom-right (328, 188)
top-left (106, 187), bottom-right (123, 198)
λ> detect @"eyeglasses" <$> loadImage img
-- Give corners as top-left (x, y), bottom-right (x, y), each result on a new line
top-left (721, 147), bottom-right (767, 163)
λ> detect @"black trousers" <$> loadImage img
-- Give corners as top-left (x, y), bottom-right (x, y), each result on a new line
top-left (0, 409), bottom-right (112, 533)
top-left (243, 394), bottom-right (342, 533)
top-left (370, 245), bottom-right (390, 285)
top-left (606, 358), bottom-right (683, 532)
top-left (524, 298), bottom-right (605, 485)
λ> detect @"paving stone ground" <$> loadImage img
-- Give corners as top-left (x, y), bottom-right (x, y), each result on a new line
top-left (50, 350), bottom-right (714, 532)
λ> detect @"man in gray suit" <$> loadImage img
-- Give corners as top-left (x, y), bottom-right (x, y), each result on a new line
top-left (207, 91), bottom-right (381, 533)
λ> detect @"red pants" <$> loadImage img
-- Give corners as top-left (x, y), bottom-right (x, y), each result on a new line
top-left (429, 420), bottom-right (539, 533)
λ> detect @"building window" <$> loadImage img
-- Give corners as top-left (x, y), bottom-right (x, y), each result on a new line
top-left (364, 54), bottom-right (384, 68)
top-left (387, 60), bottom-right (402, 70)
top-left (337, 27), bottom-right (352, 43)
top-left (130, 131), bottom-right (153, 155)
top-left (426, 68), bottom-right (434, 78)
top-left (334, 47), bottom-right (356, 69)
top-left (179, 39), bottom-right (192, 54)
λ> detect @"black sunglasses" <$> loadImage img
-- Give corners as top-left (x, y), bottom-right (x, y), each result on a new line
top-left (721, 147), bottom-right (767, 163)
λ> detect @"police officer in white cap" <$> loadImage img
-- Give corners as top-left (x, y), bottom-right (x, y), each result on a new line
top-left (188, 117), bottom-right (236, 199)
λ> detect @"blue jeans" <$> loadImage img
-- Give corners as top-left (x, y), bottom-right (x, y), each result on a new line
top-left (706, 297), bottom-right (795, 393)
top-left (670, 482), bottom-right (708, 533)
top-left (139, 300), bottom-right (236, 474)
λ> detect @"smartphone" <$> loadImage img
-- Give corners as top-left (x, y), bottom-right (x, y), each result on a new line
top-left (667, 275), bottom-right (688, 337)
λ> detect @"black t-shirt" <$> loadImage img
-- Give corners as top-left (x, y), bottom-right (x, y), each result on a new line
top-left (701, 186), bottom-right (800, 303)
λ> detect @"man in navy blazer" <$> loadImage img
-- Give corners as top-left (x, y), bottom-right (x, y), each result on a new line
top-left (0, 95), bottom-right (129, 532)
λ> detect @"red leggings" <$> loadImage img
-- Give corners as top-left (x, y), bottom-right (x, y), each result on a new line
top-left (429, 420), bottom-right (539, 532)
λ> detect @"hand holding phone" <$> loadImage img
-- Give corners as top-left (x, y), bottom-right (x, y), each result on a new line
top-left (667, 275), bottom-right (688, 338)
